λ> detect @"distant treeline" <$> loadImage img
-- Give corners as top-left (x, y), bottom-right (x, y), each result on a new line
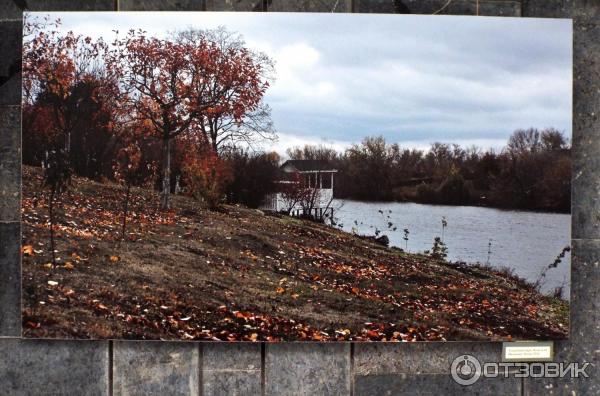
top-left (24, 119), bottom-right (570, 213)
top-left (286, 128), bottom-right (571, 213)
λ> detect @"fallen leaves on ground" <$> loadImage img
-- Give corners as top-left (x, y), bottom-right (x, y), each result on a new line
top-left (21, 166), bottom-right (568, 342)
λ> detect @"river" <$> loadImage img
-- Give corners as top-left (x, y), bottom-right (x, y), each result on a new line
top-left (332, 200), bottom-right (571, 299)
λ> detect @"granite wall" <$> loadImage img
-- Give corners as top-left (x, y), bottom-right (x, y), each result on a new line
top-left (1, 1), bottom-right (597, 395)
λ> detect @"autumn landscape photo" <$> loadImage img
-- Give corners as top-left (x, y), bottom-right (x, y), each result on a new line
top-left (21, 12), bottom-right (572, 341)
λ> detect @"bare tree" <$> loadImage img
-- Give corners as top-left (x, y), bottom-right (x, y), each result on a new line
top-left (279, 172), bottom-right (311, 215)
top-left (174, 27), bottom-right (277, 155)
top-left (42, 149), bottom-right (72, 266)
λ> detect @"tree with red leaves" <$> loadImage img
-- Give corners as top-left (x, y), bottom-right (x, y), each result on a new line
top-left (112, 111), bottom-right (158, 241)
top-left (113, 140), bottom-right (157, 241)
top-left (111, 27), bottom-right (272, 210)
top-left (23, 14), bottom-right (112, 155)
top-left (181, 145), bottom-right (233, 210)
top-left (174, 27), bottom-right (276, 155)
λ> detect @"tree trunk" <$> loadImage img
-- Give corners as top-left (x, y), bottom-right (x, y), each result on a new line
top-left (209, 118), bottom-right (219, 155)
top-left (122, 184), bottom-right (131, 241)
top-left (64, 130), bottom-right (71, 154)
top-left (160, 137), bottom-right (171, 210)
top-left (49, 189), bottom-right (56, 266)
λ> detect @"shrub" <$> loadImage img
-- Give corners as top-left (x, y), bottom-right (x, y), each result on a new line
top-left (429, 237), bottom-right (448, 260)
top-left (416, 183), bottom-right (437, 203)
top-left (438, 173), bottom-right (471, 205)
top-left (182, 151), bottom-right (232, 210)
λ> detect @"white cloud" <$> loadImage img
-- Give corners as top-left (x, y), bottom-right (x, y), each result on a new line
top-left (278, 42), bottom-right (320, 68)
top-left (267, 42), bottom-right (338, 105)
top-left (34, 12), bottom-right (572, 149)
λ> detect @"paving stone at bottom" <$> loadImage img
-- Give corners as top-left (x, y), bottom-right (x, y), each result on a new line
top-left (112, 341), bottom-right (199, 396)
top-left (354, 342), bottom-right (503, 375)
top-left (523, 335), bottom-right (598, 396)
top-left (202, 343), bottom-right (261, 395)
top-left (525, 374), bottom-right (599, 396)
top-left (203, 370), bottom-right (261, 396)
top-left (265, 343), bottom-right (351, 396)
top-left (203, 342), bottom-right (261, 370)
top-left (0, 338), bottom-right (109, 395)
top-left (355, 373), bottom-right (521, 396)
top-left (0, 222), bottom-right (20, 336)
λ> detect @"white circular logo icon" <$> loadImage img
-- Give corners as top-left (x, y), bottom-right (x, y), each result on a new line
top-left (451, 355), bottom-right (482, 386)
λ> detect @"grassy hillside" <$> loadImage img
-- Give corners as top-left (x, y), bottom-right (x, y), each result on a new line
top-left (21, 166), bottom-right (568, 341)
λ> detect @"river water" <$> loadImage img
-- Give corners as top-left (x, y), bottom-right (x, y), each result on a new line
top-left (332, 200), bottom-right (571, 299)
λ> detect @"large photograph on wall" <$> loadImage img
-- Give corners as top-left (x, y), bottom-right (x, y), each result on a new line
top-left (21, 12), bottom-right (572, 341)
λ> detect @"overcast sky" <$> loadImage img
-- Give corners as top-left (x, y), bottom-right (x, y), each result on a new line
top-left (38, 12), bottom-right (572, 155)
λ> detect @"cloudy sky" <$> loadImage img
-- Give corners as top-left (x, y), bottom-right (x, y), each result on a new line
top-left (39, 12), bottom-right (572, 155)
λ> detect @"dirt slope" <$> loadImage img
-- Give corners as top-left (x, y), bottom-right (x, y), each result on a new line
top-left (21, 166), bottom-right (568, 341)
